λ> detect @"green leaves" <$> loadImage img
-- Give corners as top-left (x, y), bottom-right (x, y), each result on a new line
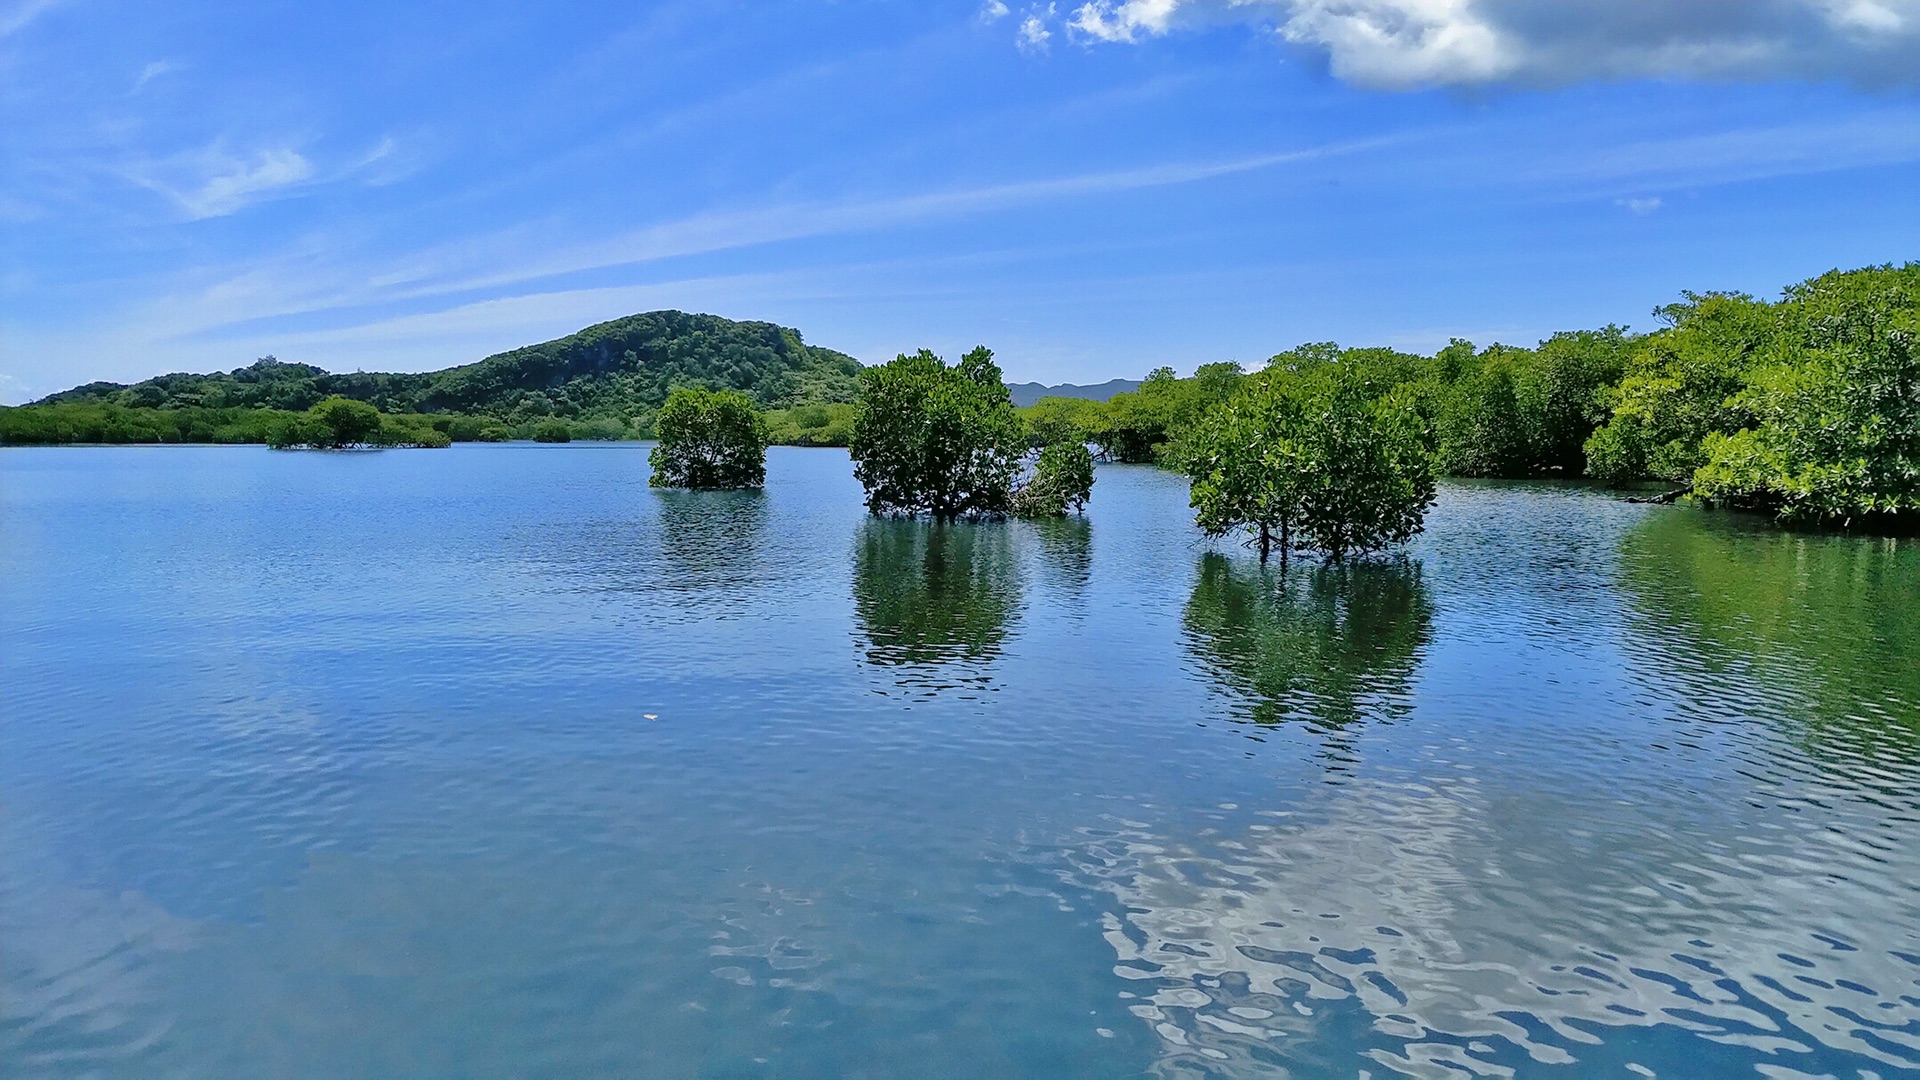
top-left (1584, 262), bottom-right (1920, 524)
top-left (849, 347), bottom-right (1028, 519)
top-left (257, 396), bottom-right (448, 450)
top-left (1693, 307), bottom-right (1920, 521)
top-left (308, 396), bottom-right (382, 447)
top-left (648, 386), bottom-right (770, 489)
top-left (1184, 366), bottom-right (1436, 563)
top-left (1012, 441), bottom-right (1095, 518)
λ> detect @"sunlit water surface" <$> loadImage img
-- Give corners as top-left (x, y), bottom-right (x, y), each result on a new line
top-left (3, 445), bottom-right (1917, 1079)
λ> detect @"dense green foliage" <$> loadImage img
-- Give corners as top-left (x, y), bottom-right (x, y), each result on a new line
top-left (1066, 335), bottom-right (1626, 486)
top-left (1425, 330), bottom-right (1632, 478)
top-left (849, 347), bottom-right (1028, 520)
top-left (1582, 291), bottom-right (1777, 486)
top-left (1182, 365), bottom-right (1436, 562)
top-left (267, 396), bottom-right (451, 449)
top-left (1, 401), bottom-right (298, 445)
top-left (1684, 268), bottom-right (1919, 521)
top-left (649, 387), bottom-right (770, 489)
top-left (34, 310), bottom-right (862, 432)
top-left (1011, 442), bottom-right (1095, 517)
top-left (1017, 395), bottom-right (1108, 450)
top-left (1022, 262), bottom-right (1914, 529)
top-left (1580, 265), bottom-right (1918, 524)
top-left (764, 402), bottom-right (856, 446)
top-left (0, 401), bottom-right (661, 446)
top-left (531, 420), bottom-right (573, 443)
top-left (0, 397), bottom-right (454, 448)
top-left (43, 357), bottom-right (427, 414)
top-left (1087, 362), bottom-right (1247, 464)
top-left (308, 397), bottom-right (379, 446)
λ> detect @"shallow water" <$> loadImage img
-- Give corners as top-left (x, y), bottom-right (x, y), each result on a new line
top-left (3, 445), bottom-right (1916, 1079)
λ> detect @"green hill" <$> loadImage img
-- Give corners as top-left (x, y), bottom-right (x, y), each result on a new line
top-left (38, 311), bottom-right (864, 426)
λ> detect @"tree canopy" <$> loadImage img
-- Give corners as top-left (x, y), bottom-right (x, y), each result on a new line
top-left (1182, 365), bottom-right (1436, 562)
top-left (1687, 267), bottom-right (1920, 522)
top-left (649, 386), bottom-right (771, 489)
top-left (994, 261), bottom-right (1917, 530)
top-left (849, 347), bottom-right (1028, 520)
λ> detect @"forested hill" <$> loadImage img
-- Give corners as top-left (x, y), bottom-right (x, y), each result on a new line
top-left (38, 311), bottom-right (864, 425)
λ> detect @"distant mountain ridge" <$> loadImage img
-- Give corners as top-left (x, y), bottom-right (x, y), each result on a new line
top-left (1005, 379), bottom-right (1143, 408)
top-left (39, 311), bottom-right (864, 424)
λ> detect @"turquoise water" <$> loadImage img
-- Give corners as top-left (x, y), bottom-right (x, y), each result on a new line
top-left (3, 445), bottom-right (1917, 1079)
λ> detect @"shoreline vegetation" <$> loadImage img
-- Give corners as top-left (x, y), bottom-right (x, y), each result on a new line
top-left (4, 262), bottom-right (1915, 530)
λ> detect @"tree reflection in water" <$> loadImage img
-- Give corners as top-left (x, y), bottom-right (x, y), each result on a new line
top-left (1026, 515), bottom-right (1093, 611)
top-left (646, 489), bottom-right (771, 617)
top-left (1618, 507), bottom-right (1920, 769)
top-left (1182, 554), bottom-right (1433, 735)
top-left (851, 519), bottom-right (1021, 696)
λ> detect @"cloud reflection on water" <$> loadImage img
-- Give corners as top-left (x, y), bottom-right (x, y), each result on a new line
top-left (1067, 774), bottom-right (1920, 1078)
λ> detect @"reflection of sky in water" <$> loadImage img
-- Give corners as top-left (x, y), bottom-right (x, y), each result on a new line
top-left (1068, 772), bottom-right (1920, 1077)
top-left (1063, 486), bottom-right (1920, 1078)
top-left (6, 450), bottom-right (1919, 1079)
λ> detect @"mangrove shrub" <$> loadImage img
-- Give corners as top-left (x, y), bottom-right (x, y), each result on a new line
top-left (649, 386), bottom-right (771, 489)
top-left (1012, 442), bottom-right (1095, 517)
top-left (849, 347), bottom-right (1026, 519)
top-left (1185, 366), bottom-right (1435, 563)
top-left (532, 419), bottom-right (572, 443)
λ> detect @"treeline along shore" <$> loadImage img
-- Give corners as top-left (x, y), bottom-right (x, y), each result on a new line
top-left (5, 262), bottom-right (1916, 527)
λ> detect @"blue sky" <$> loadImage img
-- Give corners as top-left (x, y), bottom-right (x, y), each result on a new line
top-left (2, 0), bottom-right (1918, 401)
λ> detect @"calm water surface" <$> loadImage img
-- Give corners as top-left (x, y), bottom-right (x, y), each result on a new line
top-left (3, 445), bottom-right (1917, 1079)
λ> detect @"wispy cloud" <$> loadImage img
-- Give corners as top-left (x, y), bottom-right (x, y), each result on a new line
top-left (0, 0), bottom-right (61, 37)
top-left (265, 137), bottom-right (1400, 318)
top-left (980, 1), bottom-right (1011, 23)
top-left (1524, 112), bottom-right (1920, 196)
top-left (130, 60), bottom-right (178, 94)
top-left (120, 136), bottom-right (408, 220)
top-left (34, 136), bottom-right (1397, 393)
top-left (128, 146), bottom-right (316, 219)
top-left (1618, 197), bottom-right (1662, 216)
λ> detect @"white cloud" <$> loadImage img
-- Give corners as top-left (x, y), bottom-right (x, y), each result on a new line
top-left (1019, 5), bottom-right (1057, 53)
top-left (1069, 0), bottom-right (1183, 42)
top-left (980, 0), bottom-right (1011, 22)
top-left (1279, 0), bottom-right (1515, 86)
top-left (1056, 0), bottom-right (1920, 87)
top-left (1619, 196), bottom-right (1662, 215)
